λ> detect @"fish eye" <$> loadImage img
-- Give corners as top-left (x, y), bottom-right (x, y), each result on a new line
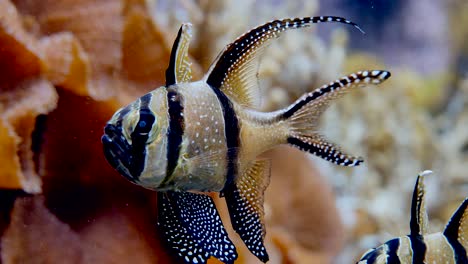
top-left (138, 120), bottom-right (147, 128)
top-left (131, 110), bottom-right (155, 139)
top-left (136, 119), bottom-right (151, 134)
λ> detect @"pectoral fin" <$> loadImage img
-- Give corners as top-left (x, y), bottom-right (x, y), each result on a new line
top-left (222, 159), bottom-right (271, 263)
top-left (157, 191), bottom-right (238, 264)
top-left (166, 23), bottom-right (193, 86)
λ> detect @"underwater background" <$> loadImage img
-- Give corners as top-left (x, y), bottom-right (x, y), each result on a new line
top-left (0, 0), bottom-right (466, 263)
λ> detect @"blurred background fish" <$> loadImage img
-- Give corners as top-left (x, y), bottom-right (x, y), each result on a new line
top-left (358, 171), bottom-right (468, 264)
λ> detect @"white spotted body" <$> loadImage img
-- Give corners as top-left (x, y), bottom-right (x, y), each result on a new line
top-left (102, 17), bottom-right (391, 264)
top-left (159, 81), bottom-right (229, 191)
top-left (358, 171), bottom-right (468, 264)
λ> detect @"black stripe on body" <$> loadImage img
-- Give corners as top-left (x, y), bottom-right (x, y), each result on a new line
top-left (386, 238), bottom-right (401, 264)
top-left (360, 246), bottom-right (385, 263)
top-left (165, 88), bottom-right (185, 179)
top-left (139, 92), bottom-right (152, 109)
top-left (129, 93), bottom-right (155, 178)
top-left (446, 237), bottom-right (468, 264)
top-left (115, 105), bottom-right (132, 127)
top-left (407, 235), bottom-right (426, 264)
top-left (208, 86), bottom-right (240, 190)
top-left (444, 199), bottom-right (468, 263)
top-left (166, 26), bottom-right (183, 86)
top-left (206, 16), bottom-right (362, 89)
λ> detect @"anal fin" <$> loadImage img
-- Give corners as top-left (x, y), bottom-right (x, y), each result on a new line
top-left (157, 191), bottom-right (238, 264)
top-left (223, 159), bottom-right (271, 263)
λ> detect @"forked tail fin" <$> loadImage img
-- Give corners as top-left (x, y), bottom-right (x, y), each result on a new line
top-left (282, 70), bottom-right (391, 166)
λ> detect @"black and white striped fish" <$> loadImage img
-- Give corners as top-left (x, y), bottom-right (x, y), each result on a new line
top-left (102, 16), bottom-right (391, 264)
top-left (358, 171), bottom-right (468, 264)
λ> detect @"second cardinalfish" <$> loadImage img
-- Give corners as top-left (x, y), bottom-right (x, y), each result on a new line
top-left (357, 171), bottom-right (468, 264)
top-left (102, 16), bottom-right (391, 263)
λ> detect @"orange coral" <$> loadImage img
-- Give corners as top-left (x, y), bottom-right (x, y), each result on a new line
top-left (0, 0), bottom-right (59, 193)
top-left (0, 0), bottom-right (44, 91)
top-left (0, 0), bottom-right (172, 191)
top-left (0, 0), bottom-right (173, 261)
top-left (0, 79), bottom-right (58, 193)
top-left (0, 0), bottom-right (345, 263)
top-left (265, 146), bottom-right (345, 260)
top-left (2, 195), bottom-right (171, 263)
top-left (0, 119), bottom-right (22, 189)
top-left (39, 32), bottom-right (90, 96)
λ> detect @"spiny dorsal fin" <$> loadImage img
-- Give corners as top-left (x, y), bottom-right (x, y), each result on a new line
top-left (409, 171), bottom-right (431, 236)
top-left (166, 23), bottom-right (193, 86)
top-left (204, 16), bottom-right (364, 108)
top-left (157, 191), bottom-right (238, 264)
top-left (284, 70), bottom-right (390, 166)
top-left (222, 159), bottom-right (271, 263)
top-left (444, 198), bottom-right (468, 250)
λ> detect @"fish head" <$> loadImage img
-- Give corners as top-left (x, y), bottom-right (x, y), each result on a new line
top-left (357, 244), bottom-right (388, 264)
top-left (101, 89), bottom-right (169, 188)
top-left (357, 238), bottom-right (403, 264)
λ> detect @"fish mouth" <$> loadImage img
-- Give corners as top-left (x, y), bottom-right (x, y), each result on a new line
top-left (102, 123), bottom-right (137, 182)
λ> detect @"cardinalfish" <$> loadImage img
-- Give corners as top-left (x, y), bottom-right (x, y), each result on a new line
top-left (358, 171), bottom-right (468, 264)
top-left (102, 16), bottom-right (391, 264)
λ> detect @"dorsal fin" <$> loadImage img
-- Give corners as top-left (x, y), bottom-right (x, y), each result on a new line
top-left (204, 16), bottom-right (364, 108)
top-left (409, 170), bottom-right (431, 236)
top-left (222, 159), bottom-right (271, 263)
top-left (166, 23), bottom-right (193, 86)
top-left (444, 198), bottom-right (468, 249)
